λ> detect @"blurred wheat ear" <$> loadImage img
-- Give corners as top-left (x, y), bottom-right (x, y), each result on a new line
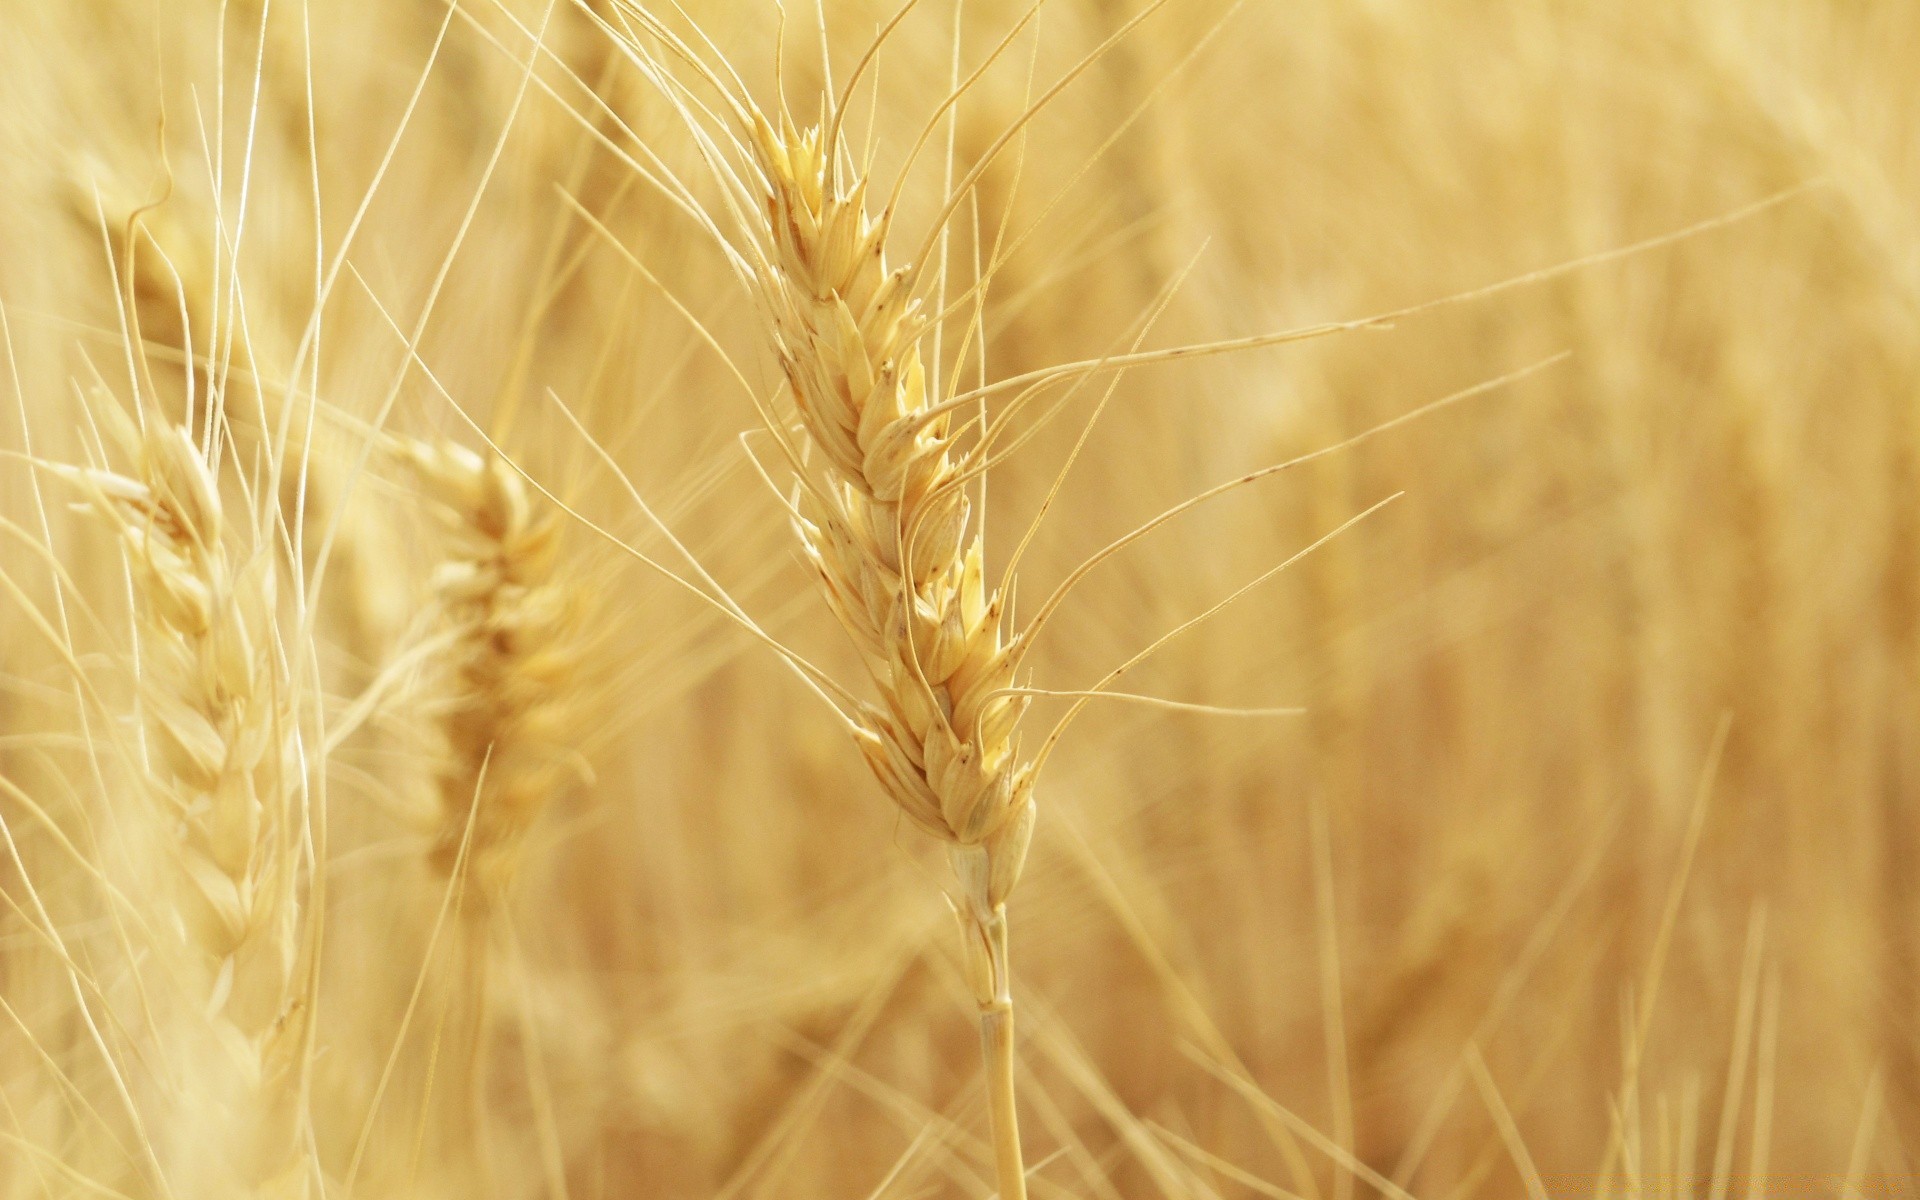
top-left (58, 409), bottom-right (313, 1197)
top-left (401, 437), bottom-right (581, 911)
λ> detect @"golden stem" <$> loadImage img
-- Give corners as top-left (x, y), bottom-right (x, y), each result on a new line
top-left (973, 908), bottom-right (1028, 1200)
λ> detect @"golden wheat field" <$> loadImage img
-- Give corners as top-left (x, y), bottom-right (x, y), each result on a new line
top-left (0, 0), bottom-right (1915, 1196)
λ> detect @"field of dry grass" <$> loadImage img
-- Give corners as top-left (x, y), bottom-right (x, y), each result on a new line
top-left (0, 1), bottom-right (1916, 1197)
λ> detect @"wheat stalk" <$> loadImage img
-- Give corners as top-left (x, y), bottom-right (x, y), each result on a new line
top-left (592, 14), bottom-right (1412, 1192)
top-left (573, 8), bottom-right (1062, 1183)
top-left (738, 107), bottom-right (1039, 1200)
top-left (65, 417), bottom-right (308, 1198)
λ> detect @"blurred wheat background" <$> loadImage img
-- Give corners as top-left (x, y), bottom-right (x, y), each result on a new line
top-left (0, 1), bottom-right (1915, 1197)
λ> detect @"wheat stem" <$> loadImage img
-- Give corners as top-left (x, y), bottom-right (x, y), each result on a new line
top-left (976, 914), bottom-right (1028, 1200)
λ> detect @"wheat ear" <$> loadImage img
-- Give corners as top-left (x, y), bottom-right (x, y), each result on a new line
top-left (744, 111), bottom-right (1037, 1200)
top-left (67, 419), bottom-right (307, 1197)
top-left (402, 439), bottom-right (578, 908)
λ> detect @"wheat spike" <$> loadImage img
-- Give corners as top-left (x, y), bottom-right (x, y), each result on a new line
top-left (744, 108), bottom-right (1037, 1200)
top-left (402, 438), bottom-right (579, 907)
top-left (67, 417), bottom-right (308, 1198)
